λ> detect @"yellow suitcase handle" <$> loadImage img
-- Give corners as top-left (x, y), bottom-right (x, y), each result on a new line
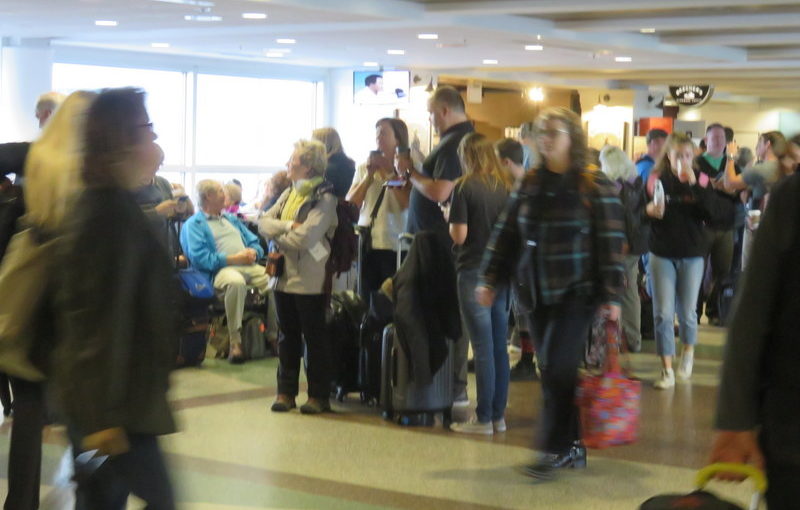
top-left (695, 463), bottom-right (767, 494)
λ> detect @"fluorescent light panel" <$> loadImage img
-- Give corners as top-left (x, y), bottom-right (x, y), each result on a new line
top-left (615, 56), bottom-right (633, 62)
top-left (387, 49), bottom-right (405, 55)
top-left (242, 12), bottom-right (267, 19)
top-left (151, 42), bottom-right (170, 48)
top-left (483, 59), bottom-right (498, 64)
top-left (363, 61), bottom-right (378, 67)
top-left (151, 0), bottom-right (214, 6)
top-left (276, 38), bottom-right (296, 44)
top-left (95, 20), bottom-right (118, 26)
top-left (525, 44), bottom-right (543, 51)
top-left (184, 14), bottom-right (222, 21)
top-left (418, 33), bottom-right (438, 40)
top-left (640, 28), bottom-right (656, 33)
top-left (265, 52), bottom-right (283, 58)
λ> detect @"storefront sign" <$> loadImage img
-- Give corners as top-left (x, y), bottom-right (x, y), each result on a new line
top-left (669, 85), bottom-right (714, 107)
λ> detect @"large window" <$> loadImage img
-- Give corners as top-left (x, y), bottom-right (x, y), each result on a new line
top-left (195, 74), bottom-right (317, 167)
top-left (51, 63), bottom-right (322, 202)
top-left (52, 63), bottom-right (187, 166)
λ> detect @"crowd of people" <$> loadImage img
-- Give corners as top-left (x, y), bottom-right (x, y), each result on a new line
top-left (1, 84), bottom-right (799, 509)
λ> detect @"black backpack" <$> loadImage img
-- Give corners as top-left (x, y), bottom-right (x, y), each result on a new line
top-left (324, 199), bottom-right (359, 293)
top-left (618, 177), bottom-right (650, 256)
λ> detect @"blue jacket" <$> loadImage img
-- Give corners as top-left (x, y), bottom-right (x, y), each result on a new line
top-left (180, 211), bottom-right (264, 281)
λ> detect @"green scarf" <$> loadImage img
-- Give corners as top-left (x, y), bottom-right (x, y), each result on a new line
top-left (280, 176), bottom-right (323, 221)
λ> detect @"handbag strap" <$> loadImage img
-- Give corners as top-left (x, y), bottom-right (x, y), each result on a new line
top-left (368, 185), bottom-right (388, 227)
top-left (603, 319), bottom-right (623, 374)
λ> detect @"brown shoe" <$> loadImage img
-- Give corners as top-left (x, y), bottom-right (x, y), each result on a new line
top-left (300, 398), bottom-right (331, 415)
top-left (270, 394), bottom-right (296, 412)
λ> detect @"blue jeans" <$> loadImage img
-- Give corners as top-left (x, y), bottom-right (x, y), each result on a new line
top-left (649, 254), bottom-right (704, 357)
top-left (457, 268), bottom-right (510, 423)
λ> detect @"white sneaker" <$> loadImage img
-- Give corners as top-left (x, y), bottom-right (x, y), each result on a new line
top-left (677, 350), bottom-right (694, 379)
top-left (453, 397), bottom-right (470, 408)
top-left (450, 417), bottom-right (493, 435)
top-left (493, 418), bottom-right (507, 433)
top-left (654, 368), bottom-right (675, 390)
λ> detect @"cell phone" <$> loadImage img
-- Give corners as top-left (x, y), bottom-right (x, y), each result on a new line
top-left (177, 195), bottom-right (189, 202)
top-left (369, 150), bottom-right (383, 159)
top-left (396, 146), bottom-right (410, 156)
top-left (384, 179), bottom-right (406, 188)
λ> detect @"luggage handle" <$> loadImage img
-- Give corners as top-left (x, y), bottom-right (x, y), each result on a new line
top-left (695, 463), bottom-right (766, 510)
top-left (396, 233), bottom-right (414, 270)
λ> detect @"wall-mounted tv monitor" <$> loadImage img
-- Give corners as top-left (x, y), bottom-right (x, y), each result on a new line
top-left (353, 70), bottom-right (410, 105)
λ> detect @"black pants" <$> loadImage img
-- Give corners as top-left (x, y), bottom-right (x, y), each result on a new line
top-left (3, 378), bottom-right (44, 510)
top-left (698, 229), bottom-right (733, 320)
top-left (529, 299), bottom-right (596, 454)
top-left (765, 460), bottom-right (800, 510)
top-left (72, 434), bottom-right (175, 510)
top-left (0, 373), bottom-right (11, 416)
top-left (359, 249), bottom-right (397, 301)
top-left (274, 292), bottom-right (332, 400)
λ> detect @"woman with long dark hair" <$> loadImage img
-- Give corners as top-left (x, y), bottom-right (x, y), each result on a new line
top-left (477, 107), bottom-right (625, 479)
top-left (56, 88), bottom-right (177, 508)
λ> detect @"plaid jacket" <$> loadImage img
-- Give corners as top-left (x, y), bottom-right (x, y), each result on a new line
top-left (480, 167), bottom-right (625, 307)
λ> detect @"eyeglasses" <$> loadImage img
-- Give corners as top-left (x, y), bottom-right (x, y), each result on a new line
top-left (537, 128), bottom-right (570, 139)
top-left (137, 122), bottom-right (154, 130)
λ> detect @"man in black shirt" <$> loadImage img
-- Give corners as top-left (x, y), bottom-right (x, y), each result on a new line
top-left (406, 85), bottom-right (473, 405)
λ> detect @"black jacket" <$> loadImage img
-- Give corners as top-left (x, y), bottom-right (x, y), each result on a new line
top-left (716, 174), bottom-right (800, 464)
top-left (648, 169), bottom-right (734, 259)
top-left (694, 154), bottom-right (740, 231)
top-left (0, 142), bottom-right (30, 178)
top-left (392, 232), bottom-right (460, 385)
top-left (325, 152), bottom-right (356, 199)
top-left (55, 187), bottom-right (178, 437)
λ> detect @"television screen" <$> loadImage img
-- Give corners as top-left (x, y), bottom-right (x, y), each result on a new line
top-left (353, 70), bottom-right (410, 105)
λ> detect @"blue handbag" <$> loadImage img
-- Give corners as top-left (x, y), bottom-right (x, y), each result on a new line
top-left (177, 268), bottom-right (215, 300)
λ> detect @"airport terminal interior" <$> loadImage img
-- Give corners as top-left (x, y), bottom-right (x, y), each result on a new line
top-left (2, 0), bottom-right (800, 508)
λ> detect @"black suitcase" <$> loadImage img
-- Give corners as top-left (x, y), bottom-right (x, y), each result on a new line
top-left (640, 463), bottom-right (764, 510)
top-left (175, 269), bottom-right (214, 368)
top-left (717, 274), bottom-right (738, 327)
top-left (358, 291), bottom-right (394, 405)
top-left (329, 290), bottom-right (368, 401)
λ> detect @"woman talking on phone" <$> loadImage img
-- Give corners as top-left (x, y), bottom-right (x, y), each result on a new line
top-left (646, 133), bottom-right (734, 389)
top-left (346, 118), bottom-right (411, 298)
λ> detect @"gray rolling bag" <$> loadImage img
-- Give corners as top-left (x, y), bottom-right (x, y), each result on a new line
top-left (380, 233), bottom-right (454, 427)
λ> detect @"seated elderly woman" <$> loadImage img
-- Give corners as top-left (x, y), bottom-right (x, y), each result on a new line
top-left (181, 179), bottom-right (268, 363)
top-left (259, 139), bottom-right (338, 415)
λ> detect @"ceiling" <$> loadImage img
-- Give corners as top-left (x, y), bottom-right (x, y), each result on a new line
top-left (2, 0), bottom-right (800, 101)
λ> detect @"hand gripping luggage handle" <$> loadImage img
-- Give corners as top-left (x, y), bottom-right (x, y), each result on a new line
top-left (695, 463), bottom-right (766, 510)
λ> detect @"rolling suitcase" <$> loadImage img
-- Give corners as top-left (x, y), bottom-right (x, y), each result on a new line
top-left (330, 290), bottom-right (368, 401)
top-left (640, 463), bottom-right (766, 509)
top-left (380, 233), bottom-right (454, 427)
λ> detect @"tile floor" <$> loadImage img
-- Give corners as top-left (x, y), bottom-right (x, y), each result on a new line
top-left (0, 325), bottom-right (760, 509)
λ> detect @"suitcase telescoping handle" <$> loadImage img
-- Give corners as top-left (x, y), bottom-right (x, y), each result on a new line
top-left (397, 233), bottom-right (414, 271)
top-left (695, 463), bottom-right (766, 510)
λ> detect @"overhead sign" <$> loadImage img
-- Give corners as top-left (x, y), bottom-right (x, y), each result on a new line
top-left (669, 85), bottom-right (714, 107)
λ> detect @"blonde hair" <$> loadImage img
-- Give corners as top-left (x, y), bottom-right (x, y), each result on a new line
top-left (24, 90), bottom-right (96, 232)
top-left (293, 139), bottom-right (328, 178)
top-left (653, 132), bottom-right (695, 177)
top-left (224, 182), bottom-right (242, 205)
top-left (457, 133), bottom-right (514, 192)
top-left (311, 127), bottom-right (344, 159)
top-left (599, 145), bottom-right (636, 182)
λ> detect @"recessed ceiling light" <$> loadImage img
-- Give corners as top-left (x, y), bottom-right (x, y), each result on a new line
top-left (387, 49), bottom-right (405, 55)
top-left (483, 59), bottom-right (498, 65)
top-left (528, 87), bottom-right (545, 102)
top-left (265, 52), bottom-right (283, 58)
top-left (537, 34), bottom-right (542, 40)
top-left (640, 28), bottom-right (656, 33)
top-left (363, 61), bottom-right (379, 67)
top-left (184, 14), bottom-right (222, 21)
top-left (525, 45), bottom-right (544, 51)
top-left (242, 12), bottom-right (267, 20)
top-left (418, 33), bottom-right (438, 40)
top-left (276, 38), bottom-right (296, 44)
top-left (151, 0), bottom-right (214, 6)
top-left (615, 56), bottom-right (633, 62)
top-left (94, 20), bottom-right (118, 27)
top-left (151, 42), bottom-right (170, 48)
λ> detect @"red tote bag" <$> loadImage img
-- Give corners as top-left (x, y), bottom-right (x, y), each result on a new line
top-left (576, 319), bottom-right (641, 449)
